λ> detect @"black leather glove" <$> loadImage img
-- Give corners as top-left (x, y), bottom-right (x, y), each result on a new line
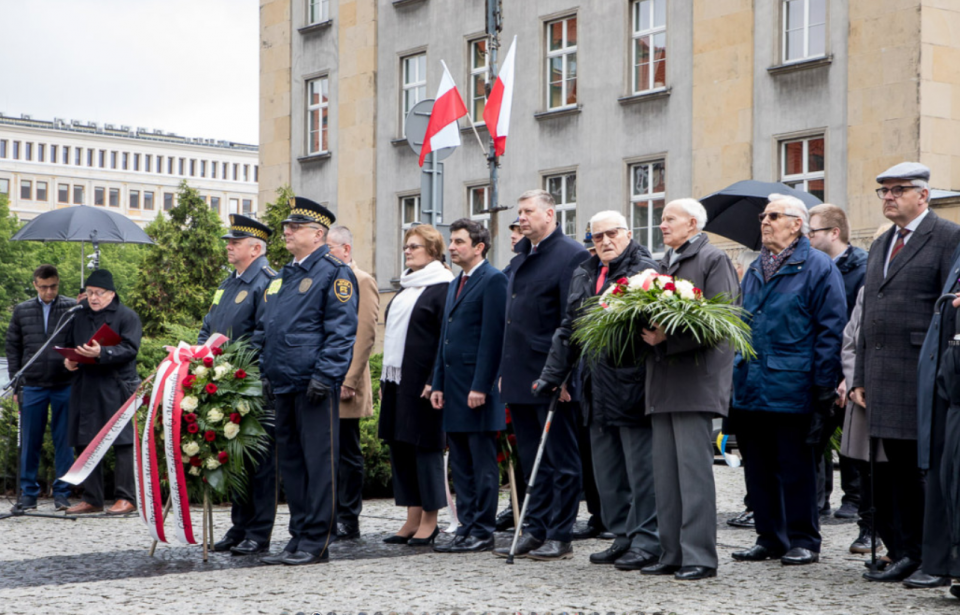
top-left (806, 385), bottom-right (838, 447)
top-left (306, 378), bottom-right (331, 405)
top-left (531, 378), bottom-right (559, 398)
top-left (261, 378), bottom-right (275, 403)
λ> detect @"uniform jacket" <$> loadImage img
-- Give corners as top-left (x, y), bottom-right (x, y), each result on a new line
top-left (733, 237), bottom-right (847, 414)
top-left (854, 210), bottom-right (960, 440)
top-left (432, 260), bottom-right (508, 433)
top-left (197, 255), bottom-right (276, 345)
top-left (255, 245), bottom-right (359, 395)
top-left (501, 225), bottom-right (590, 405)
top-left (65, 296), bottom-right (142, 447)
top-left (836, 245), bottom-right (868, 319)
top-left (646, 236), bottom-right (740, 417)
top-left (340, 263), bottom-right (378, 420)
top-left (5, 294), bottom-right (77, 388)
top-left (378, 283), bottom-right (448, 449)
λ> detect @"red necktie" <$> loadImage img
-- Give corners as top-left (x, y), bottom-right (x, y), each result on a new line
top-left (456, 275), bottom-right (468, 300)
top-left (889, 228), bottom-right (911, 262)
top-left (596, 266), bottom-right (608, 295)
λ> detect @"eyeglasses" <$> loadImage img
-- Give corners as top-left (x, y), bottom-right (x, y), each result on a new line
top-left (35, 283), bottom-right (59, 290)
top-left (808, 227), bottom-right (835, 235)
top-left (402, 243), bottom-right (425, 252)
top-left (758, 212), bottom-right (800, 223)
top-left (283, 222), bottom-right (320, 232)
top-left (591, 228), bottom-right (626, 243)
top-left (876, 185), bottom-right (922, 199)
top-left (86, 289), bottom-right (113, 298)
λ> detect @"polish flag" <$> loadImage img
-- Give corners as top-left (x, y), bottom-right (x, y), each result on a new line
top-left (419, 61), bottom-right (468, 167)
top-left (483, 36), bottom-right (517, 157)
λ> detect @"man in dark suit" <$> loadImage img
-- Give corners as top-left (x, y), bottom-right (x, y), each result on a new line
top-left (494, 189), bottom-right (590, 561)
top-left (431, 218), bottom-right (508, 553)
top-left (851, 162), bottom-right (960, 584)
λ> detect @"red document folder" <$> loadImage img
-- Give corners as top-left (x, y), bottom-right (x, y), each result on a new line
top-left (55, 324), bottom-right (122, 364)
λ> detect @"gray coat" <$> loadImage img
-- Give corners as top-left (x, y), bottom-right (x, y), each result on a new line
top-left (853, 209), bottom-right (960, 440)
top-left (645, 236), bottom-right (740, 417)
top-left (840, 288), bottom-right (887, 462)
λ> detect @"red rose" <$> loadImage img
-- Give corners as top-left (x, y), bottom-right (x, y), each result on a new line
top-left (507, 433), bottom-right (517, 446)
top-left (234, 369), bottom-right (247, 380)
top-left (204, 430), bottom-right (216, 442)
top-left (612, 287), bottom-right (624, 296)
top-left (694, 287), bottom-right (703, 299)
top-left (205, 383), bottom-right (218, 395)
top-left (141, 396), bottom-right (150, 408)
top-left (230, 412), bottom-right (242, 424)
top-left (184, 413), bottom-right (197, 423)
top-left (187, 423), bottom-right (199, 434)
top-left (189, 456), bottom-right (202, 467)
top-left (497, 452), bottom-right (506, 464)
top-left (218, 451), bottom-right (229, 464)
top-left (505, 407), bottom-right (512, 425)
top-left (182, 375), bottom-right (197, 389)
top-left (211, 347), bottom-right (224, 356)
top-left (663, 282), bottom-right (676, 292)
top-left (617, 277), bottom-right (629, 285)
top-left (203, 356), bottom-right (214, 367)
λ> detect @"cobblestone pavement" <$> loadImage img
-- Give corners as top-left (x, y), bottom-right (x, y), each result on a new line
top-left (1, 464), bottom-right (958, 614)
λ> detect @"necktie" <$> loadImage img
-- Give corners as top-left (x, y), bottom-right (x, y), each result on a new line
top-left (889, 228), bottom-right (911, 262)
top-left (596, 266), bottom-right (608, 295)
top-left (456, 274), bottom-right (468, 300)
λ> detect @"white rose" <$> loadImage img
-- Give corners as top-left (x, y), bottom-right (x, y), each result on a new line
top-left (205, 457), bottom-right (221, 470)
top-left (213, 365), bottom-right (230, 381)
top-left (181, 396), bottom-right (199, 412)
top-left (193, 366), bottom-right (208, 378)
top-left (189, 466), bottom-right (201, 476)
top-left (662, 289), bottom-right (674, 298)
top-left (224, 422), bottom-right (240, 440)
top-left (675, 280), bottom-right (696, 300)
top-left (182, 441), bottom-right (200, 456)
top-left (236, 400), bottom-right (250, 416)
top-left (206, 408), bottom-right (223, 423)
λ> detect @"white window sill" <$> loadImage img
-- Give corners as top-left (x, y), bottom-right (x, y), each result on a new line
top-left (767, 54), bottom-right (833, 76)
top-left (298, 20), bottom-right (333, 35)
top-left (534, 105), bottom-right (582, 121)
top-left (618, 87), bottom-right (671, 106)
top-left (297, 152), bottom-right (332, 163)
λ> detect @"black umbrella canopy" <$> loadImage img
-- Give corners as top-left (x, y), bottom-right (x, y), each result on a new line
top-left (701, 180), bottom-right (822, 250)
top-left (11, 204), bottom-right (154, 244)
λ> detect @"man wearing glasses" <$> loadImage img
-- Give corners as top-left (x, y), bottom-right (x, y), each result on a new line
top-left (5, 265), bottom-right (77, 512)
top-left (851, 163), bottom-right (960, 586)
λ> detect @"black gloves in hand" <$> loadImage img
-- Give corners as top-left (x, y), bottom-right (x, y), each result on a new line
top-left (307, 378), bottom-right (331, 405)
top-left (261, 378), bottom-right (275, 403)
top-left (531, 378), bottom-right (558, 398)
top-left (806, 385), bottom-right (838, 447)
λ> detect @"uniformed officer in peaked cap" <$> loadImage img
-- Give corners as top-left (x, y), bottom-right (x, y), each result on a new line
top-left (200, 213), bottom-right (279, 556)
top-left (253, 196), bottom-right (359, 566)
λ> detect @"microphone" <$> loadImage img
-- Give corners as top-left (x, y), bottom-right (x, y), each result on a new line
top-left (65, 304), bottom-right (85, 314)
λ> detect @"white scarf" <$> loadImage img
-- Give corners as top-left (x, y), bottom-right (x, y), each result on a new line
top-left (382, 260), bottom-right (454, 384)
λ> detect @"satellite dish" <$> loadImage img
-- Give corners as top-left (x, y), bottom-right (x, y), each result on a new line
top-left (405, 99), bottom-right (457, 162)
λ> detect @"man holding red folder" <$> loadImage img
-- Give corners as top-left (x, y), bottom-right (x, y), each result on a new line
top-left (62, 269), bottom-right (142, 515)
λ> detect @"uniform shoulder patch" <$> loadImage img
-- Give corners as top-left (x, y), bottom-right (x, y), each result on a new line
top-left (262, 265), bottom-right (277, 278)
top-left (324, 253), bottom-right (345, 266)
top-left (334, 278), bottom-right (354, 303)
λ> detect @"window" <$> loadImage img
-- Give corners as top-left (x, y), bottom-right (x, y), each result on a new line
top-left (109, 188), bottom-right (120, 207)
top-left (211, 161), bottom-right (217, 179)
top-left (99, 150), bottom-right (106, 168)
top-left (13, 141), bottom-right (20, 159)
top-left (38, 144), bottom-right (45, 162)
top-left (468, 185), bottom-right (490, 226)
top-left (401, 53), bottom-right (427, 135)
top-left (111, 151), bottom-right (118, 169)
top-left (95, 187), bottom-right (105, 206)
top-left (469, 39), bottom-right (490, 123)
top-left (73, 185), bottom-right (84, 205)
top-left (144, 191), bottom-right (155, 210)
top-left (36, 181), bottom-right (47, 201)
top-left (0, 178), bottom-right (8, 195)
top-left (242, 199), bottom-right (253, 214)
top-left (190, 159), bottom-right (196, 177)
top-left (58, 183), bottom-right (69, 203)
top-left (129, 190), bottom-right (140, 209)
top-left (75, 147), bottom-right (82, 166)
top-left (400, 194), bottom-right (421, 271)
top-left (546, 16), bottom-right (578, 110)
top-left (243, 165), bottom-right (250, 182)
top-left (25, 142), bottom-right (33, 161)
top-left (307, 76), bottom-right (329, 155)
top-left (308, 0), bottom-right (328, 24)
top-left (629, 161), bottom-right (666, 255)
top-left (168, 157), bottom-right (175, 174)
top-left (122, 152), bottom-right (129, 170)
top-left (200, 160), bottom-right (206, 178)
top-left (210, 196), bottom-right (220, 213)
top-left (20, 180), bottom-right (32, 200)
top-left (545, 173), bottom-right (577, 238)
top-left (163, 193), bottom-right (174, 211)
top-left (51, 145), bottom-right (58, 163)
top-left (781, 135), bottom-right (825, 201)
top-left (233, 163), bottom-right (239, 181)
top-left (783, 0), bottom-right (826, 63)
top-left (134, 154), bottom-right (140, 171)
top-left (179, 158), bottom-right (185, 175)
top-left (229, 198), bottom-right (239, 214)
top-left (632, 1), bottom-right (666, 93)
top-left (222, 162), bottom-right (229, 179)
top-left (254, 166), bottom-right (259, 182)
top-left (145, 154), bottom-right (152, 173)
top-left (63, 145), bottom-right (70, 164)
top-left (87, 149), bottom-right (93, 167)
top-left (0, 140), bottom-right (7, 158)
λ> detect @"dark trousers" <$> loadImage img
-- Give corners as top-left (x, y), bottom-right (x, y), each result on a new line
top-left (223, 419), bottom-right (277, 544)
top-left (510, 401), bottom-right (581, 543)
top-left (873, 438), bottom-right (925, 562)
top-left (816, 407), bottom-right (862, 512)
top-left (389, 441), bottom-right (446, 512)
top-left (575, 407), bottom-right (602, 525)
top-left (20, 385), bottom-right (73, 498)
top-left (923, 398), bottom-right (952, 575)
top-left (76, 444), bottom-right (135, 507)
top-left (736, 411), bottom-right (821, 553)
top-left (448, 431), bottom-right (499, 539)
top-left (337, 418), bottom-right (364, 525)
top-left (274, 391), bottom-right (339, 556)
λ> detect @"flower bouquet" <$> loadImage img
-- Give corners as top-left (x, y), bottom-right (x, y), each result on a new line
top-left (572, 268), bottom-right (755, 365)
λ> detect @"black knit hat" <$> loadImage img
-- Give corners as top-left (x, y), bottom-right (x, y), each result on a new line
top-left (85, 269), bottom-right (115, 292)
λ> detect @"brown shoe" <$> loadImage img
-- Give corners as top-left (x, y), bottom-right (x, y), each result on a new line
top-left (65, 501), bottom-right (103, 515)
top-left (106, 499), bottom-right (136, 515)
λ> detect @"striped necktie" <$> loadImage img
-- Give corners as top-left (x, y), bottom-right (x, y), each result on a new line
top-left (889, 228), bottom-right (911, 262)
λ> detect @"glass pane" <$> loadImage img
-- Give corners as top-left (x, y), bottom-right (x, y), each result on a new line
top-left (651, 200), bottom-right (665, 253)
top-left (653, 59), bottom-right (667, 88)
top-left (783, 141), bottom-right (804, 175)
top-left (564, 210), bottom-right (577, 237)
top-left (652, 162), bottom-right (666, 193)
top-left (95, 187), bottom-right (104, 205)
top-left (473, 74), bottom-right (486, 119)
top-left (418, 55), bottom-right (426, 80)
top-left (309, 109), bottom-right (319, 153)
top-left (471, 188), bottom-right (486, 215)
top-left (809, 0), bottom-right (826, 24)
top-left (547, 176), bottom-right (563, 203)
top-left (566, 54), bottom-right (577, 105)
top-left (549, 59), bottom-right (564, 108)
top-left (786, 0), bottom-right (804, 31)
top-left (653, 0), bottom-right (665, 28)
top-left (807, 179), bottom-right (825, 202)
top-left (549, 21), bottom-right (563, 51)
top-left (786, 29), bottom-right (803, 61)
top-left (472, 40), bottom-right (486, 69)
top-left (640, 0), bottom-right (652, 31)
top-left (636, 35), bottom-right (651, 65)
top-left (633, 164), bottom-right (650, 196)
top-left (321, 106), bottom-right (328, 152)
top-left (566, 17), bottom-right (577, 47)
top-left (403, 198), bottom-right (417, 224)
top-left (808, 24), bottom-right (825, 57)
top-left (566, 174), bottom-right (577, 204)
top-left (631, 201), bottom-right (646, 237)
top-left (808, 138), bottom-right (825, 173)
top-left (653, 32), bottom-right (666, 61)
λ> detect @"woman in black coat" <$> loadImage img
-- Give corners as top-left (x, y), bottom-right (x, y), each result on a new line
top-left (62, 269), bottom-right (142, 515)
top-left (378, 225), bottom-right (453, 545)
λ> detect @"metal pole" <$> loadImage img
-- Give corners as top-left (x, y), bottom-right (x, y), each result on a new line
top-left (431, 152), bottom-right (439, 227)
top-left (486, 0), bottom-right (502, 262)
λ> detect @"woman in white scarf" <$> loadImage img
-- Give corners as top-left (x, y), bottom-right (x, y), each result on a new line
top-left (379, 225), bottom-right (454, 545)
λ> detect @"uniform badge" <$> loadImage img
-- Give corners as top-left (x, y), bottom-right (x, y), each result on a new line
top-left (266, 279), bottom-right (282, 295)
top-left (335, 279), bottom-right (354, 303)
top-left (299, 278), bottom-right (313, 293)
top-left (212, 289), bottom-right (224, 306)
top-left (234, 290), bottom-right (248, 304)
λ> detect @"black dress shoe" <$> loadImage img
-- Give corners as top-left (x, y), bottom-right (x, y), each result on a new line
top-left (260, 551), bottom-right (292, 565)
top-left (781, 547), bottom-right (819, 565)
top-left (613, 547), bottom-right (658, 570)
top-left (834, 502), bottom-right (859, 519)
top-left (527, 540), bottom-right (574, 561)
top-left (864, 557), bottom-right (891, 570)
top-left (726, 510), bottom-right (755, 528)
top-left (675, 566), bottom-right (717, 580)
top-left (283, 550), bottom-right (329, 566)
top-left (407, 526), bottom-right (440, 546)
top-left (571, 520), bottom-right (602, 540)
top-left (849, 527), bottom-right (882, 554)
top-left (213, 536), bottom-right (242, 552)
top-left (337, 522), bottom-right (360, 540)
top-left (494, 533), bottom-right (544, 558)
top-left (641, 562), bottom-right (681, 575)
top-left (598, 531), bottom-right (616, 540)
top-left (448, 535), bottom-right (495, 553)
top-left (863, 557), bottom-right (920, 582)
top-left (495, 508), bottom-right (515, 532)
top-left (950, 585), bottom-right (960, 599)
top-left (732, 544), bottom-right (785, 561)
top-left (383, 533), bottom-right (414, 544)
top-left (589, 541), bottom-right (631, 565)
top-left (902, 570), bottom-right (951, 588)
top-left (230, 539), bottom-right (270, 556)
top-left (434, 535), bottom-right (467, 553)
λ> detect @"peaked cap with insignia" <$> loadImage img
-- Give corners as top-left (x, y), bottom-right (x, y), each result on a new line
top-left (222, 214), bottom-right (273, 241)
top-left (285, 196), bottom-right (336, 228)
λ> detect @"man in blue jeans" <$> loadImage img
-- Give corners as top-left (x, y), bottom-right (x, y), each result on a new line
top-left (5, 265), bottom-right (77, 511)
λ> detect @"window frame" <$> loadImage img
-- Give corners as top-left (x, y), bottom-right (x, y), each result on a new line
top-left (543, 171), bottom-right (578, 239)
top-left (631, 0), bottom-right (667, 94)
top-left (399, 193), bottom-right (422, 274)
top-left (109, 187), bottom-right (120, 208)
top-left (72, 184), bottom-right (84, 205)
top-left (467, 184), bottom-right (491, 226)
top-left (401, 52), bottom-right (427, 136)
top-left (94, 187), bottom-right (105, 206)
top-left (144, 191), bottom-right (155, 210)
top-left (779, 134), bottom-right (826, 200)
top-left (628, 159), bottom-right (667, 257)
top-left (545, 15), bottom-right (578, 111)
top-left (781, 0), bottom-right (827, 64)
top-left (20, 179), bottom-right (32, 201)
top-left (468, 38), bottom-right (490, 124)
top-left (308, 0), bottom-right (329, 24)
top-left (129, 189), bottom-right (140, 210)
top-left (306, 75), bottom-right (330, 156)
top-left (36, 181), bottom-right (47, 202)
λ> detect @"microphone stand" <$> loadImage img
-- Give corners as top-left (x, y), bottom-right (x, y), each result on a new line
top-left (0, 308), bottom-right (81, 521)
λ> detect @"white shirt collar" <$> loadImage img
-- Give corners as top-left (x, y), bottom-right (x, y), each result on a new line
top-left (462, 259), bottom-right (486, 277)
top-left (901, 207), bottom-right (929, 233)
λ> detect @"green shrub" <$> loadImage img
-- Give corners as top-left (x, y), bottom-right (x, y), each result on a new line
top-left (360, 353), bottom-right (392, 498)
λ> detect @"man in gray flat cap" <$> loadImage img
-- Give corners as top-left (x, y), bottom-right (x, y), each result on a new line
top-left (851, 162), bottom-right (960, 585)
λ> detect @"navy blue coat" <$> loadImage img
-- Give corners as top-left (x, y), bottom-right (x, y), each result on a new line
top-left (254, 246), bottom-right (359, 394)
top-left (198, 255), bottom-right (276, 345)
top-left (501, 225), bottom-right (590, 405)
top-left (836, 245), bottom-right (868, 319)
top-left (733, 237), bottom-right (847, 414)
top-left (432, 260), bottom-right (507, 433)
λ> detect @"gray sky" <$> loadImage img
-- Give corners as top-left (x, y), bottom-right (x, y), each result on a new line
top-left (0, 0), bottom-right (259, 144)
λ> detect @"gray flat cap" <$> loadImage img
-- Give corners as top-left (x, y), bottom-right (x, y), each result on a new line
top-left (876, 161), bottom-right (930, 183)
